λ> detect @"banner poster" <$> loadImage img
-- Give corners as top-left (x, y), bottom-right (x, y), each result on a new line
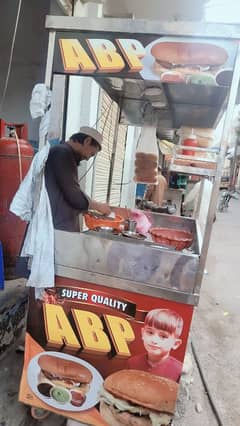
top-left (53, 31), bottom-right (238, 87)
top-left (20, 276), bottom-right (194, 425)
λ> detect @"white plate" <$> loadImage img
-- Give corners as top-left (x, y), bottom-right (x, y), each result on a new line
top-left (140, 37), bottom-right (236, 82)
top-left (27, 351), bottom-right (103, 412)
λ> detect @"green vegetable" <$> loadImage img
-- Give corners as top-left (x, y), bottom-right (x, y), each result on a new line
top-left (51, 387), bottom-right (70, 404)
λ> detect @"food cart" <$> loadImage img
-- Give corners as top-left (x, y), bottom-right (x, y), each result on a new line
top-left (19, 16), bottom-right (240, 425)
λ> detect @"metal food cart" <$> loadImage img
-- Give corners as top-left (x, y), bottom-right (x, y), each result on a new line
top-left (20, 16), bottom-right (240, 425)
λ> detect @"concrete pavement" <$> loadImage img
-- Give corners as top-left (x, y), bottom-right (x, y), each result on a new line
top-left (175, 195), bottom-right (240, 425)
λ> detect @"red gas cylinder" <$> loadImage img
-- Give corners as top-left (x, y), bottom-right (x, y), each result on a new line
top-left (0, 120), bottom-right (34, 277)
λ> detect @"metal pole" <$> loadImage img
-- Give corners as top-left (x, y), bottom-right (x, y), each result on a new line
top-left (39, 30), bottom-right (56, 150)
top-left (194, 178), bottom-right (205, 220)
top-left (106, 106), bottom-right (121, 203)
top-left (229, 116), bottom-right (240, 189)
top-left (44, 30), bottom-right (56, 88)
top-left (194, 44), bottom-right (240, 292)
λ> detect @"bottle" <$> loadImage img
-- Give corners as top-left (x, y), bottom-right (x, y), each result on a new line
top-left (134, 126), bottom-right (159, 184)
top-left (182, 129), bottom-right (198, 156)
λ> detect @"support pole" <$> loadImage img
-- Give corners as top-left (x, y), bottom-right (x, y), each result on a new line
top-left (195, 44), bottom-right (240, 292)
top-left (39, 30), bottom-right (56, 150)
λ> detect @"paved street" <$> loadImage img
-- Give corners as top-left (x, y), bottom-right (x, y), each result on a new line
top-left (175, 195), bottom-right (240, 425)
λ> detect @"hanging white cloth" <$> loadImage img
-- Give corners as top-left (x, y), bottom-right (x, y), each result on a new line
top-left (10, 142), bottom-right (55, 289)
top-left (30, 83), bottom-right (52, 148)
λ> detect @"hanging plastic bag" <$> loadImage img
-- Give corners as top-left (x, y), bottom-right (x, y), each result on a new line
top-left (130, 209), bottom-right (152, 236)
top-left (134, 126), bottom-right (159, 184)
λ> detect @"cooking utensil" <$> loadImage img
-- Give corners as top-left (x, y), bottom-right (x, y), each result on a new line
top-left (125, 219), bottom-right (137, 233)
top-left (88, 211), bottom-right (115, 220)
top-left (98, 227), bottom-right (114, 232)
top-left (84, 213), bottom-right (124, 231)
top-left (122, 231), bottom-right (146, 240)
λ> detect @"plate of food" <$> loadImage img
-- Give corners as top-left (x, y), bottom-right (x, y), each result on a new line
top-left (27, 351), bottom-right (103, 411)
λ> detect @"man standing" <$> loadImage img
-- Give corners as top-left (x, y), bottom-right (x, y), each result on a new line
top-left (144, 166), bottom-right (167, 206)
top-left (45, 126), bottom-right (111, 232)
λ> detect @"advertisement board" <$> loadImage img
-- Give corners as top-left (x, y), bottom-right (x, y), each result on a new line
top-left (20, 276), bottom-right (194, 425)
top-left (53, 31), bottom-right (238, 87)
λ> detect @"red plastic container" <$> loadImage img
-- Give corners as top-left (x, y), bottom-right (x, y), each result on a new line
top-left (150, 227), bottom-right (193, 251)
top-left (182, 136), bottom-right (198, 156)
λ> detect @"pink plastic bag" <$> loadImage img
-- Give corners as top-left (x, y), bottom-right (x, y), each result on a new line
top-left (130, 209), bottom-right (152, 236)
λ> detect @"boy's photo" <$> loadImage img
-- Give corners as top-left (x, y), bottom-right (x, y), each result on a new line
top-left (128, 308), bottom-right (184, 382)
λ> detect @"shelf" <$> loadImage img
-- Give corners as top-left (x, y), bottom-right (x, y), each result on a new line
top-left (96, 77), bottom-right (229, 134)
top-left (170, 163), bottom-right (216, 177)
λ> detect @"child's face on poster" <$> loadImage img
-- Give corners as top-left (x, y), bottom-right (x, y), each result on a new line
top-left (141, 325), bottom-right (182, 358)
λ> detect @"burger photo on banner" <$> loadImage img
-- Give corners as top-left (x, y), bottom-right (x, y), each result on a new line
top-left (99, 370), bottom-right (178, 426)
top-left (140, 36), bottom-right (237, 87)
top-left (27, 352), bottom-right (103, 411)
top-left (20, 281), bottom-right (194, 425)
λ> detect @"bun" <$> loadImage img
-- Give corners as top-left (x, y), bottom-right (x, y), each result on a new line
top-left (135, 152), bottom-right (158, 184)
top-left (38, 355), bottom-right (92, 383)
top-left (151, 42), bottom-right (228, 66)
top-left (135, 153), bottom-right (158, 162)
top-left (104, 370), bottom-right (178, 414)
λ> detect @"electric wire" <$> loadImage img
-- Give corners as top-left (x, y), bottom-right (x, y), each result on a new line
top-left (191, 340), bottom-right (224, 426)
top-left (0, 0), bottom-right (22, 113)
top-left (78, 100), bottom-right (113, 183)
top-left (107, 103), bottom-right (114, 162)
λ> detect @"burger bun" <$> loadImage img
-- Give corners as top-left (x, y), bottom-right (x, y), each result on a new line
top-left (104, 370), bottom-right (178, 415)
top-left (151, 42), bottom-right (228, 67)
top-left (38, 355), bottom-right (92, 384)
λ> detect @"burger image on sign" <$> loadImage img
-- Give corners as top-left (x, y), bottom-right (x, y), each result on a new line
top-left (99, 369), bottom-right (179, 426)
top-left (37, 355), bottom-right (93, 407)
top-left (150, 41), bottom-right (228, 84)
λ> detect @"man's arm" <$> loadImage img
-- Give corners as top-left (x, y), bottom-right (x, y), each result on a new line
top-left (88, 199), bottom-right (111, 216)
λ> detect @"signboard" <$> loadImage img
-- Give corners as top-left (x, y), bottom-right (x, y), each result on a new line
top-left (20, 277), bottom-right (194, 425)
top-left (53, 31), bottom-right (238, 87)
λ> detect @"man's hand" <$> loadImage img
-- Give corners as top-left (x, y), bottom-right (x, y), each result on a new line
top-left (89, 200), bottom-right (111, 216)
top-left (96, 202), bottom-right (112, 216)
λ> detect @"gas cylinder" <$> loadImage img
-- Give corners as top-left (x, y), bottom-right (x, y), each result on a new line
top-left (0, 120), bottom-right (34, 278)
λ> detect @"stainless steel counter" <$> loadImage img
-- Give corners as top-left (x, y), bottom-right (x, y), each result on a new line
top-left (55, 213), bottom-right (201, 306)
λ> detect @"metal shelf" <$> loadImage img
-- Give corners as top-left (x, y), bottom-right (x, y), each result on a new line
top-left (170, 163), bottom-right (216, 177)
top-left (170, 144), bottom-right (218, 177)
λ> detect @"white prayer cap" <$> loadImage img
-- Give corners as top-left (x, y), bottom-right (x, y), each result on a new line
top-left (80, 126), bottom-right (103, 149)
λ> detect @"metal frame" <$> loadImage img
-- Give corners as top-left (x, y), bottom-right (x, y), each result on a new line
top-left (195, 43), bottom-right (240, 291)
top-left (39, 30), bottom-right (56, 150)
top-left (43, 16), bottom-right (240, 306)
top-left (106, 106), bottom-right (121, 203)
top-left (45, 15), bottom-right (240, 39)
top-left (55, 265), bottom-right (199, 305)
top-left (44, 31), bottom-right (56, 88)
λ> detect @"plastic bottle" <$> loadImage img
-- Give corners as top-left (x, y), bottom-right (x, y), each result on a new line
top-left (182, 129), bottom-right (198, 156)
top-left (134, 126), bottom-right (159, 184)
